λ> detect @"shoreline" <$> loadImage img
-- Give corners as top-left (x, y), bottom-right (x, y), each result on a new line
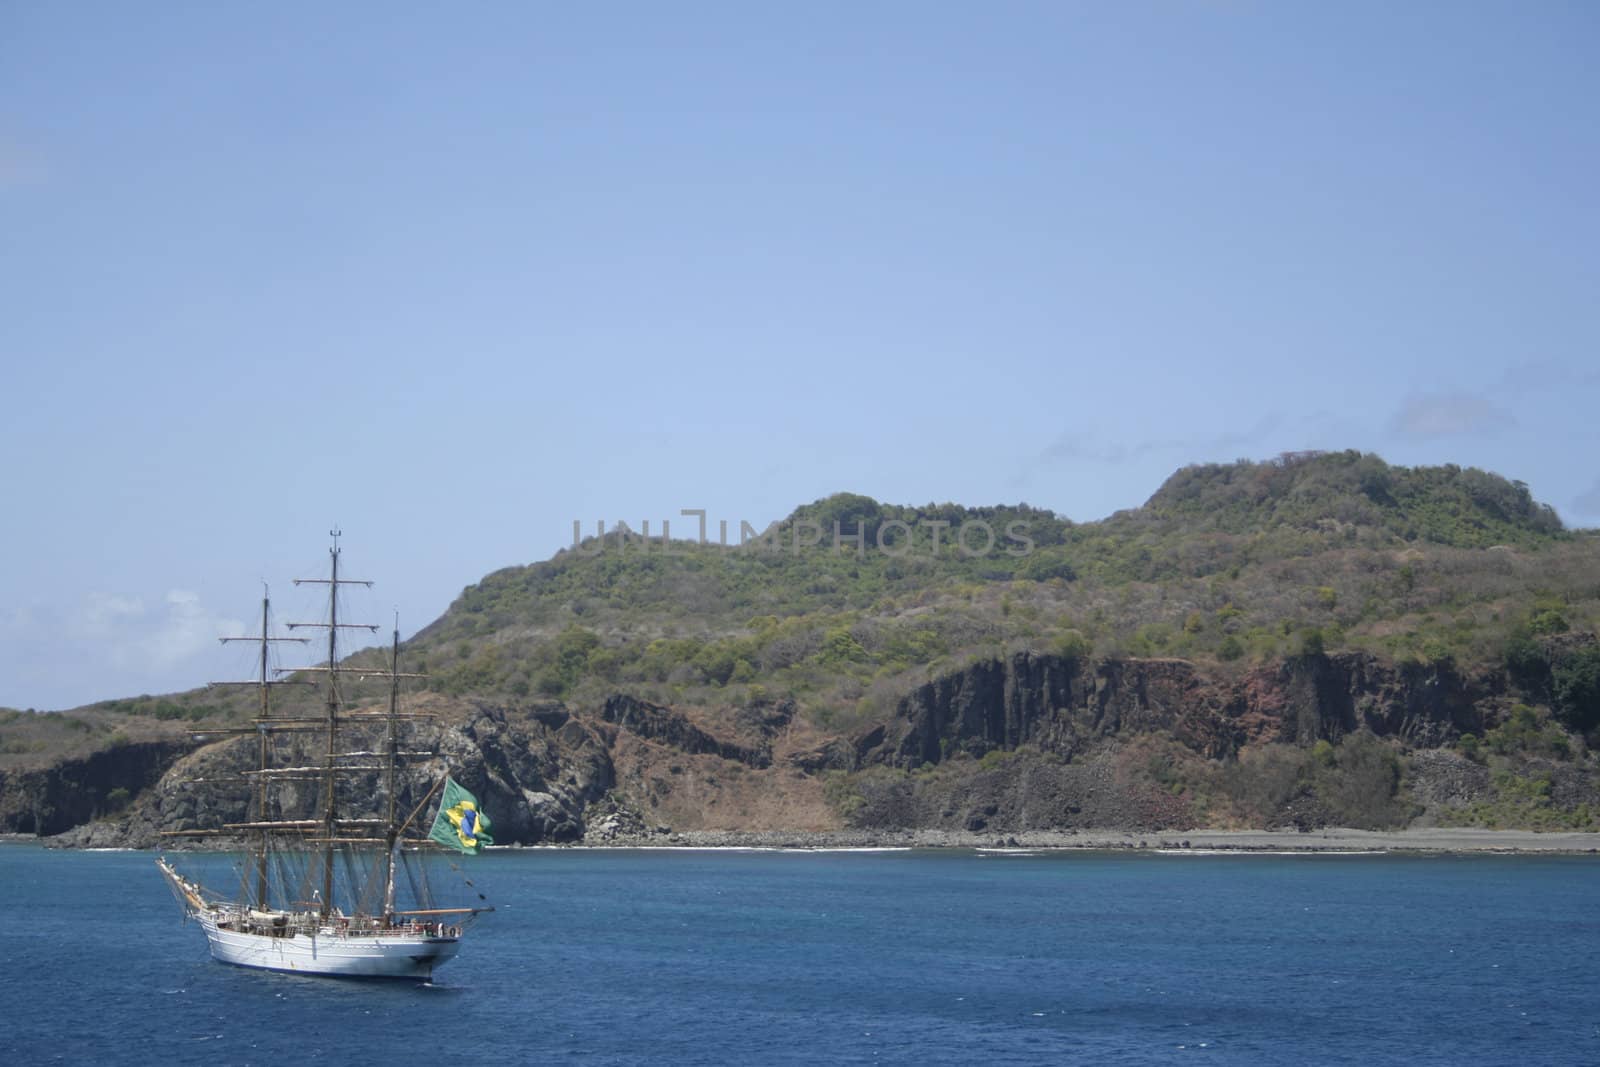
top-left (12, 827), bottom-right (1600, 855)
top-left (575, 827), bottom-right (1600, 853)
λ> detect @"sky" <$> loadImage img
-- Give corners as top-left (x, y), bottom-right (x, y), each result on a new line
top-left (2, 2), bottom-right (1597, 710)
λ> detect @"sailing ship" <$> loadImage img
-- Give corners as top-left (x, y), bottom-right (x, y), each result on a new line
top-left (157, 531), bottom-right (491, 980)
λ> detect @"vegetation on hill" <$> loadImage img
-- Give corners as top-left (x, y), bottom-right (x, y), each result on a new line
top-left (390, 452), bottom-right (1597, 739)
top-left (1139, 450), bottom-right (1564, 547)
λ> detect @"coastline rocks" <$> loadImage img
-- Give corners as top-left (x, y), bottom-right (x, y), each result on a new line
top-left (581, 793), bottom-right (667, 844)
top-left (53, 699), bottom-right (617, 849)
top-left (0, 738), bottom-right (201, 837)
top-left (601, 695), bottom-right (770, 769)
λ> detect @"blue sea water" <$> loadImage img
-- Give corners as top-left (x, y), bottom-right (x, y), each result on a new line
top-left (2, 845), bottom-right (1598, 1065)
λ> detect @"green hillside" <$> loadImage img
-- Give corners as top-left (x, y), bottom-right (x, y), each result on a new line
top-left (1139, 451), bottom-right (1563, 546)
top-left (391, 451), bottom-right (1596, 734)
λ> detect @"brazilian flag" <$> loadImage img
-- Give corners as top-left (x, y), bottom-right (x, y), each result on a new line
top-left (428, 777), bottom-right (493, 855)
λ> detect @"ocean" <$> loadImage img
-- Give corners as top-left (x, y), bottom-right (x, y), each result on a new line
top-left (2, 844), bottom-right (1597, 1065)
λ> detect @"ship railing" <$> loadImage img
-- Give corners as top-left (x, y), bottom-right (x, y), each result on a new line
top-left (209, 903), bottom-right (465, 940)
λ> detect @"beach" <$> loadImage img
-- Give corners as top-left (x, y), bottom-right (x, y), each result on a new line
top-left (576, 826), bottom-right (1600, 853)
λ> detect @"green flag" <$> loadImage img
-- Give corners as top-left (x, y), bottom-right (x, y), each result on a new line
top-left (428, 777), bottom-right (493, 855)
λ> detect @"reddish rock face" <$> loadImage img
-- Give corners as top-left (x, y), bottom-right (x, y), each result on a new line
top-left (859, 651), bottom-right (1487, 773)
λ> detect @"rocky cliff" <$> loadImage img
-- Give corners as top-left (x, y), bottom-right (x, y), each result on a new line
top-left (836, 650), bottom-right (1523, 834)
top-left (0, 737), bottom-right (200, 837)
top-left (11, 648), bottom-right (1596, 848)
top-left (859, 650), bottom-right (1488, 770)
top-left (47, 695), bottom-right (615, 849)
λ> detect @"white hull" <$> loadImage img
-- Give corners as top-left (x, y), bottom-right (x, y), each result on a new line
top-left (198, 912), bottom-right (460, 980)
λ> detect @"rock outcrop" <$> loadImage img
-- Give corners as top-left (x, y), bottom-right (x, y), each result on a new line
top-left (601, 694), bottom-right (771, 768)
top-left (15, 647), bottom-right (1584, 847)
top-left (858, 651), bottom-right (1491, 772)
top-left (0, 738), bottom-right (200, 836)
top-left (51, 698), bottom-right (616, 849)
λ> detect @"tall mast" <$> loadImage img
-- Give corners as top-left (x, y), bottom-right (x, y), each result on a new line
top-left (324, 540), bottom-right (338, 914)
top-left (383, 615), bottom-right (401, 922)
top-left (212, 586), bottom-right (308, 908)
top-left (288, 529), bottom-right (376, 919)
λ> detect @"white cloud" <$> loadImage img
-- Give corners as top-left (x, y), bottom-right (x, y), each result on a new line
top-left (1388, 390), bottom-right (1515, 439)
top-left (135, 590), bottom-right (245, 670)
top-left (0, 591), bottom-right (249, 708)
top-left (74, 589), bottom-right (243, 672)
top-left (81, 593), bottom-right (146, 632)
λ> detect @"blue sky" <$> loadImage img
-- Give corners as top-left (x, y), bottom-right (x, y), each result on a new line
top-left (2, 2), bottom-right (1596, 710)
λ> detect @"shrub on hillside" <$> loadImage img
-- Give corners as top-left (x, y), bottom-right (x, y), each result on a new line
top-left (1554, 646), bottom-right (1600, 732)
